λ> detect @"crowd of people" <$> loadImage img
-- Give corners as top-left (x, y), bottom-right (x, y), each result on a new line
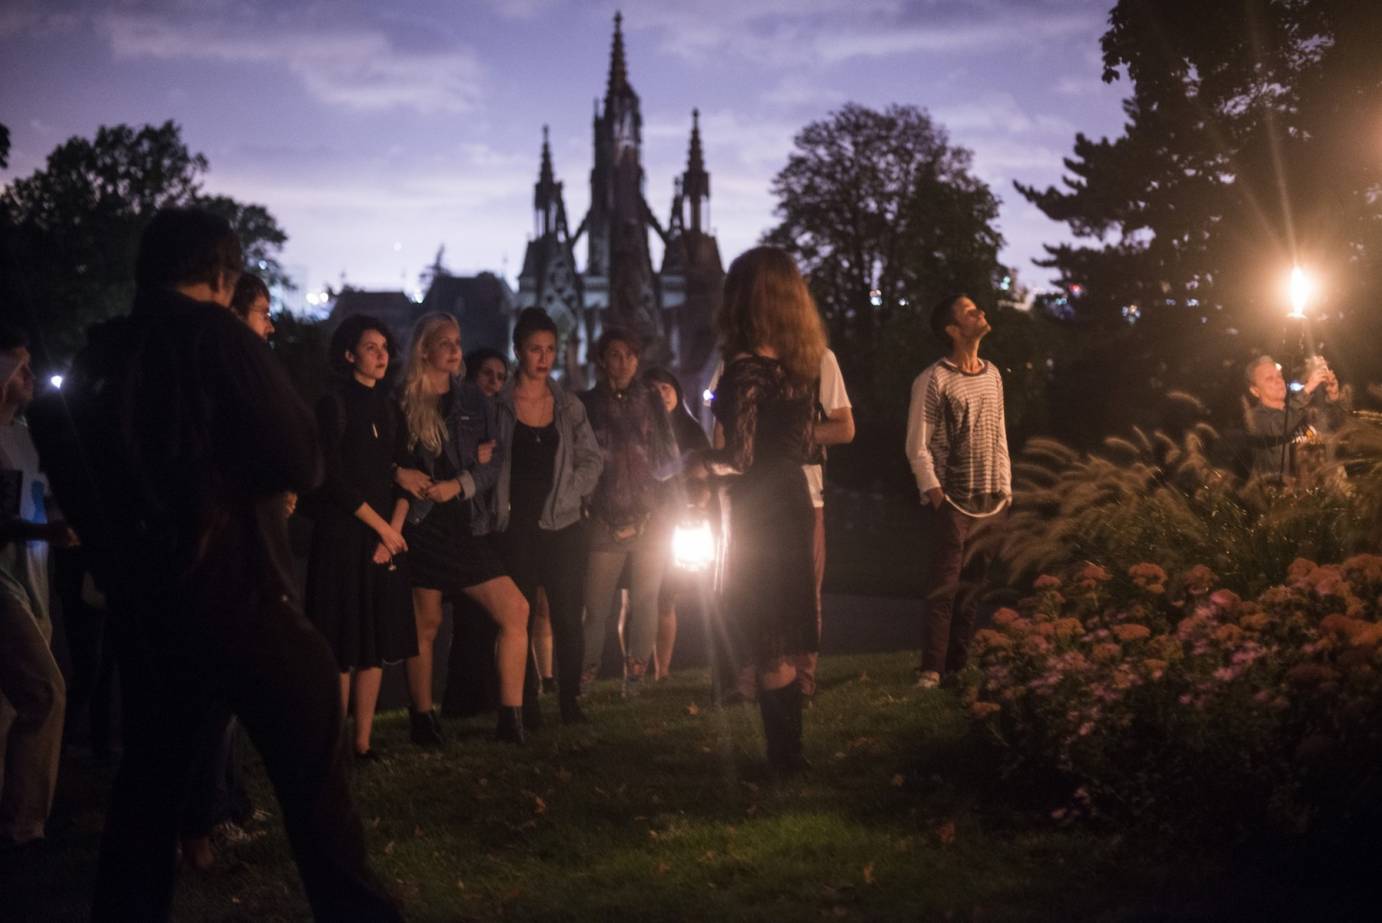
top-left (9, 200), bottom-right (1349, 919)
top-left (2, 206), bottom-right (947, 920)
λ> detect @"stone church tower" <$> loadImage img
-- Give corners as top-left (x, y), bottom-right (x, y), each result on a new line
top-left (517, 12), bottom-right (723, 389)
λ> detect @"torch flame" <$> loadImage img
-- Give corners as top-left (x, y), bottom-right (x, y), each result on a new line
top-left (1288, 266), bottom-right (1312, 319)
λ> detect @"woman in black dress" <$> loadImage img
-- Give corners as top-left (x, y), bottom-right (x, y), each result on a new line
top-left (304, 314), bottom-right (416, 759)
top-left (689, 246), bottom-right (825, 775)
top-left (396, 313), bottom-right (530, 744)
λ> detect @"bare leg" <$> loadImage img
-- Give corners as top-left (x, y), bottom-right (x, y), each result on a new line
top-left (759, 660), bottom-right (796, 692)
top-left (463, 577), bottom-right (530, 708)
top-left (405, 588), bottom-right (444, 711)
top-left (352, 668), bottom-right (382, 754)
top-left (654, 599), bottom-right (677, 680)
top-left (532, 587), bottom-right (554, 681)
top-left (338, 672), bottom-right (350, 716)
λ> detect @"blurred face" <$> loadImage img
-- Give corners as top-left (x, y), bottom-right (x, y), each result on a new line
top-left (1250, 359), bottom-right (1287, 407)
top-left (601, 339), bottom-right (638, 390)
top-left (946, 297), bottom-right (991, 344)
top-left (1, 346), bottom-right (35, 409)
top-left (242, 294), bottom-right (275, 341)
top-left (476, 356), bottom-right (508, 397)
top-left (347, 329), bottom-right (389, 385)
top-left (654, 380), bottom-right (678, 413)
top-left (425, 323), bottom-right (463, 376)
top-left (518, 330), bottom-right (557, 381)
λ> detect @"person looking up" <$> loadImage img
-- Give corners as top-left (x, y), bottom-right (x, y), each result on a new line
top-left (904, 293), bottom-right (1011, 691)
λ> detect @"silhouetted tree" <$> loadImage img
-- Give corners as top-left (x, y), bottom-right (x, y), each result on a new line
top-left (1, 121), bottom-right (289, 362)
top-left (1019, 0), bottom-right (1382, 442)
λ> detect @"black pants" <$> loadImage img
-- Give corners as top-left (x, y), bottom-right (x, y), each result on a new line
top-left (499, 522), bottom-right (586, 709)
top-left (443, 597), bottom-right (499, 718)
top-left (95, 588), bottom-right (399, 922)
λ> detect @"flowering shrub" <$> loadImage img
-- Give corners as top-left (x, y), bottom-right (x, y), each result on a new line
top-left (963, 555), bottom-right (1382, 839)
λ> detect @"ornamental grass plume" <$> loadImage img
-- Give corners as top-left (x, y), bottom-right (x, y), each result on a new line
top-left (984, 396), bottom-right (1382, 597)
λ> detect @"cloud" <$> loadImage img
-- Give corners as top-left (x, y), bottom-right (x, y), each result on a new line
top-left (759, 75), bottom-right (846, 109)
top-left (98, 11), bottom-right (485, 114)
top-left (934, 93), bottom-right (1073, 137)
top-left (615, 0), bottom-right (1101, 68)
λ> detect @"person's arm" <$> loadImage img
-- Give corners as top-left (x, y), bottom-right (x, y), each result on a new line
top-left (567, 394), bottom-right (606, 499)
top-left (995, 372), bottom-right (1012, 502)
top-left (904, 367), bottom-right (944, 507)
top-left (696, 366), bottom-right (760, 478)
top-left (814, 350), bottom-right (855, 447)
top-left (372, 496), bottom-right (411, 564)
top-left (213, 313), bottom-right (320, 494)
top-left (460, 384), bottom-right (503, 498)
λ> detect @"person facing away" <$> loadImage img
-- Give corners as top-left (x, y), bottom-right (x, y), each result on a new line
top-left (904, 293), bottom-right (1011, 690)
top-left (28, 206), bottom-right (400, 921)
top-left (0, 324), bottom-right (75, 852)
top-left (687, 245), bottom-right (825, 776)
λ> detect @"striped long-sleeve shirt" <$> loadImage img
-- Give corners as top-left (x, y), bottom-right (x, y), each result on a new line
top-left (904, 358), bottom-right (1011, 516)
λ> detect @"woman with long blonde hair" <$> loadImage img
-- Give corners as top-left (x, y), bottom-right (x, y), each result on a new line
top-left (690, 246), bottom-right (825, 775)
top-left (395, 312), bottom-right (530, 744)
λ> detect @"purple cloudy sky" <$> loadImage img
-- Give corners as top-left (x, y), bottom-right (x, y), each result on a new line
top-left (1, 0), bottom-right (1128, 310)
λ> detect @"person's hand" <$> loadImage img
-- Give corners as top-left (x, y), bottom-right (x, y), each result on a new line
top-left (685, 459), bottom-right (709, 481)
top-left (1303, 366), bottom-right (1329, 395)
top-left (377, 523), bottom-right (408, 556)
top-left (371, 543), bottom-right (392, 566)
top-left (282, 491), bottom-right (298, 518)
top-left (44, 521), bottom-right (80, 548)
top-left (425, 479), bottom-right (462, 503)
top-left (477, 440), bottom-right (495, 465)
top-left (925, 488), bottom-right (944, 510)
top-left (395, 467), bottom-right (432, 500)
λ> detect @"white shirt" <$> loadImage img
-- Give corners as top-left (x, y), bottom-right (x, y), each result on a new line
top-left (804, 349), bottom-right (851, 508)
top-left (0, 418), bottom-right (53, 619)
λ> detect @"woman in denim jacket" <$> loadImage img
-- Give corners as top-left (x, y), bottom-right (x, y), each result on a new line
top-left (395, 312), bottom-right (530, 745)
top-left (488, 308), bottom-right (603, 728)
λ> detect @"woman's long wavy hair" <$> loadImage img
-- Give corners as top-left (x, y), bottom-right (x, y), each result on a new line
top-left (716, 246), bottom-right (827, 385)
top-left (400, 311), bottom-right (459, 455)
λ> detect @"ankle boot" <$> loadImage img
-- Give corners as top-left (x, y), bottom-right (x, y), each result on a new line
top-left (521, 697), bottom-right (543, 732)
top-left (409, 707), bottom-right (444, 746)
top-left (495, 707), bottom-right (526, 744)
top-left (560, 695), bottom-right (589, 725)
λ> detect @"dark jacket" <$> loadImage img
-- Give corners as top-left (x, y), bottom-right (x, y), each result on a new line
top-left (405, 378), bottom-right (501, 526)
top-left (29, 287), bottom-right (320, 605)
top-left (579, 380), bottom-right (678, 529)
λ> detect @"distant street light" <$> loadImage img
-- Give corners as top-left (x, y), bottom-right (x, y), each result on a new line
top-left (1279, 264), bottom-right (1315, 478)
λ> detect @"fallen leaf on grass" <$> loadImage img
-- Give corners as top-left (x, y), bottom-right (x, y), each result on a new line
top-left (699, 850), bottom-right (718, 864)
top-left (686, 702), bottom-right (701, 716)
top-left (890, 773), bottom-right (906, 788)
top-left (846, 736), bottom-right (876, 751)
top-left (532, 795), bottom-right (547, 816)
top-left (656, 862), bottom-right (671, 875)
top-left (857, 671), bottom-right (870, 683)
top-left (383, 841), bottom-right (395, 855)
top-left (936, 819), bottom-right (957, 845)
top-left (555, 768), bottom-right (572, 784)
top-left (455, 880), bottom-right (465, 891)
top-left (862, 864), bottom-right (875, 885)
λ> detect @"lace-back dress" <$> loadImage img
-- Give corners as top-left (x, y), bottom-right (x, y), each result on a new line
top-left (708, 355), bottom-right (819, 664)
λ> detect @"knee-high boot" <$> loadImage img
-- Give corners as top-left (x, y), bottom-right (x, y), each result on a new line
top-left (758, 683), bottom-right (807, 775)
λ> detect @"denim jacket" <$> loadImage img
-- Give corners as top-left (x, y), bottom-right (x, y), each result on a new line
top-left (487, 377), bottom-right (603, 533)
top-left (405, 378), bottom-right (502, 526)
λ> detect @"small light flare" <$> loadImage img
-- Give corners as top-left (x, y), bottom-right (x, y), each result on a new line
top-left (49, 374), bottom-right (64, 389)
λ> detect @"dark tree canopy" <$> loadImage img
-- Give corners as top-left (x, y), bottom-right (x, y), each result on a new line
top-left (764, 103), bottom-right (1053, 488)
top-left (1019, 0), bottom-right (1382, 442)
top-left (1, 121), bottom-right (289, 363)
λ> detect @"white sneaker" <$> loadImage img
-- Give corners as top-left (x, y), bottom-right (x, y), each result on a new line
top-left (914, 670), bottom-right (941, 689)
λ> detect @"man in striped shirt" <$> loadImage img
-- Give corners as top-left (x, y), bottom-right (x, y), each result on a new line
top-left (904, 293), bottom-right (1011, 689)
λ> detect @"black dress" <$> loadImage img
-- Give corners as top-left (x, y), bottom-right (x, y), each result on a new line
top-left (305, 379), bottom-right (417, 669)
top-left (709, 356), bottom-right (818, 664)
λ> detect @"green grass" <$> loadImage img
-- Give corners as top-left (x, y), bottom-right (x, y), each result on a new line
top-left (4, 652), bottom-right (1363, 921)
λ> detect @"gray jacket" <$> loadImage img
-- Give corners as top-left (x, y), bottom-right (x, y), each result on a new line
top-left (487, 377), bottom-right (603, 533)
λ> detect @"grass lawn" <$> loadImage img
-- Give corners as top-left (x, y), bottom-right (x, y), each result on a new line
top-left (2, 651), bottom-right (1365, 921)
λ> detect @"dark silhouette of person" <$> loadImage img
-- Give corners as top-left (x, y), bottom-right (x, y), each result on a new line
top-left (29, 207), bottom-right (400, 920)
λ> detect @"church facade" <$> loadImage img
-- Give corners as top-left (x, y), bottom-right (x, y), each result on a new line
top-left (517, 12), bottom-right (724, 393)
